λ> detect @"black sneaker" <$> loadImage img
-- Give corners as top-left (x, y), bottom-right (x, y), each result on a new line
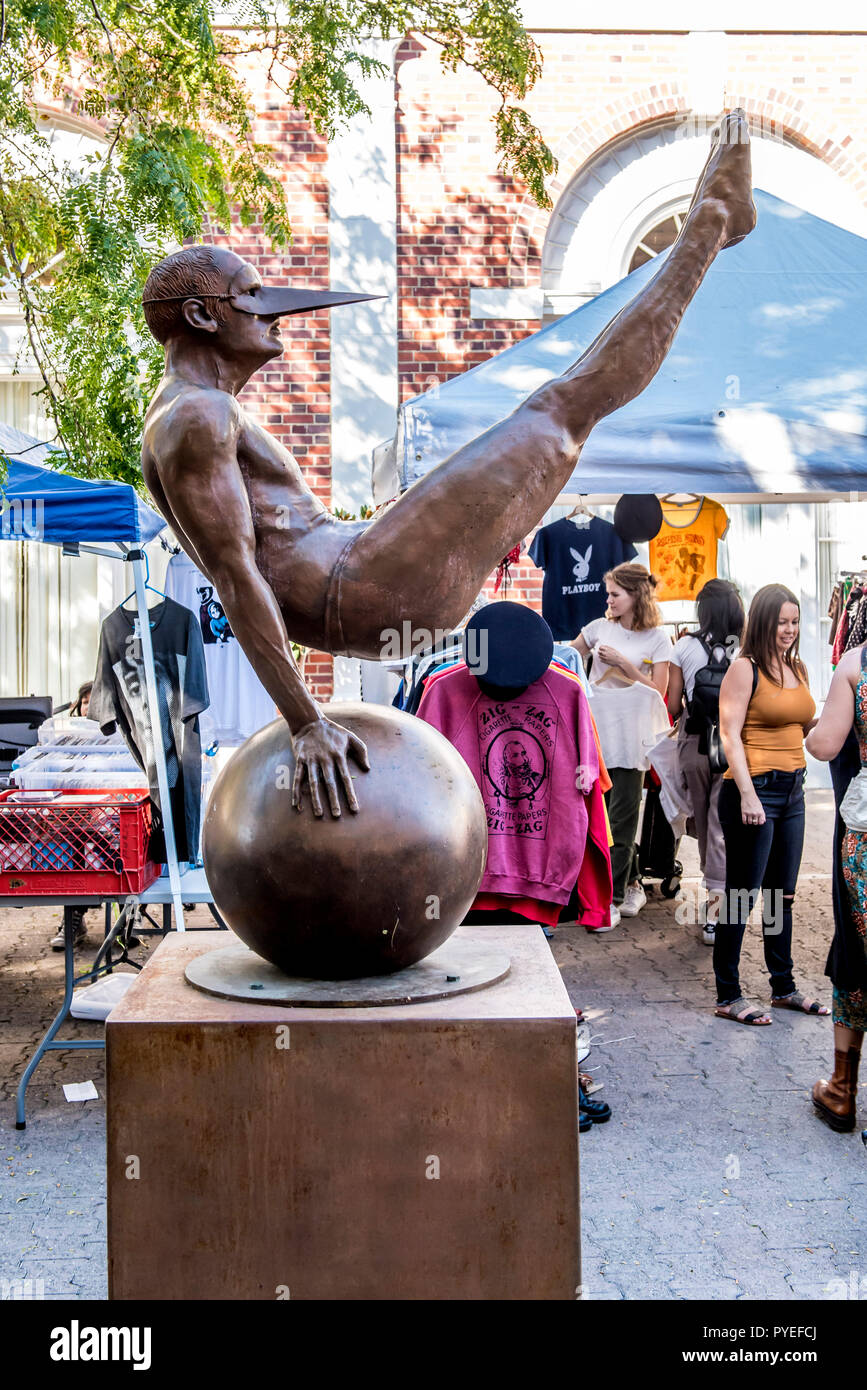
top-left (579, 1084), bottom-right (612, 1124)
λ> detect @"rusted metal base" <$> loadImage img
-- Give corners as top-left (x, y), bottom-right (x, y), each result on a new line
top-left (107, 926), bottom-right (580, 1300)
top-left (184, 937), bottom-right (511, 1006)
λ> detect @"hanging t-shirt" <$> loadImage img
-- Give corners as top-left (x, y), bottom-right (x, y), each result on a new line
top-left (164, 553), bottom-right (276, 745)
top-left (648, 498), bottom-right (729, 602)
top-left (528, 516), bottom-right (637, 640)
top-left (580, 617), bottom-right (672, 769)
top-left (417, 662), bottom-right (605, 908)
top-left (89, 598), bottom-right (209, 864)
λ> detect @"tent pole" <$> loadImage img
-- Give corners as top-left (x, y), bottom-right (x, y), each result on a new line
top-left (130, 553), bottom-right (186, 933)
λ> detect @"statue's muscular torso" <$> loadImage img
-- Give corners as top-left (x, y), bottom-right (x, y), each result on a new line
top-left (141, 380), bottom-right (368, 651)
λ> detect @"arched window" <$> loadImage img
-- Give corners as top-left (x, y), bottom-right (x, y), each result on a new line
top-left (542, 116), bottom-right (867, 313)
top-left (627, 208), bottom-right (687, 272)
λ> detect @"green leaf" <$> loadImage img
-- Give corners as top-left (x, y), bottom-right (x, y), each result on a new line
top-left (1, 0), bottom-right (553, 481)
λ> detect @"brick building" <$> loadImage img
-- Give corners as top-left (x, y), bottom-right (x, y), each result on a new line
top-left (3, 6), bottom-right (867, 737)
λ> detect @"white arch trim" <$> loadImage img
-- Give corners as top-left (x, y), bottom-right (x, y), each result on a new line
top-left (546, 123), bottom-right (867, 303)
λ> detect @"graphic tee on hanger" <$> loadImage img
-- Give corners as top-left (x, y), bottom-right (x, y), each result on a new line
top-left (89, 597), bottom-right (209, 863)
top-left (165, 553), bottom-right (276, 744)
top-left (528, 516), bottom-right (637, 639)
top-left (648, 497), bottom-right (729, 601)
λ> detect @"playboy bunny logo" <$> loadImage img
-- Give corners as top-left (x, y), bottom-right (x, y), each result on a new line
top-left (570, 545), bottom-right (592, 581)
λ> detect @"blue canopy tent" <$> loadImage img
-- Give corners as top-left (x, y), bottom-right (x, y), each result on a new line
top-left (0, 423), bottom-right (165, 544)
top-left (0, 424), bottom-right (189, 937)
top-left (388, 191), bottom-right (867, 499)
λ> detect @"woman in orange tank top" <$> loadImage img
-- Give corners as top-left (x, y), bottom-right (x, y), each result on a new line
top-left (714, 584), bottom-right (827, 1025)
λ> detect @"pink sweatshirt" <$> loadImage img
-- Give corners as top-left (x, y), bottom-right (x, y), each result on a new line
top-left (418, 662), bottom-right (601, 906)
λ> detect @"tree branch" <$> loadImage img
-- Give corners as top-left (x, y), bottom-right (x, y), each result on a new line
top-left (89, 0), bottom-right (118, 67)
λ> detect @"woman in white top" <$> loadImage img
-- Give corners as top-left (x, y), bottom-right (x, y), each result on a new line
top-left (573, 563), bottom-right (672, 927)
top-left (667, 580), bottom-right (746, 946)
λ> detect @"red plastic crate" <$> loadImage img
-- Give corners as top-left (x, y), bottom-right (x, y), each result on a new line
top-left (0, 788), bottom-right (160, 896)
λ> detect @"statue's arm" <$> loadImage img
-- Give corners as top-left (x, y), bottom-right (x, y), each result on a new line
top-left (157, 395), bottom-right (369, 816)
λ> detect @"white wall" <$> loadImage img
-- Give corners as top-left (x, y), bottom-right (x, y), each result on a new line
top-left (327, 41), bottom-right (399, 514)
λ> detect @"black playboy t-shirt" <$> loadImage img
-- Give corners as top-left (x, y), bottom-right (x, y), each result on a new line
top-left (529, 517), bottom-right (637, 640)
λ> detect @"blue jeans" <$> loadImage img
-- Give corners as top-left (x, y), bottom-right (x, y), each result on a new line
top-left (714, 770), bottom-right (805, 1006)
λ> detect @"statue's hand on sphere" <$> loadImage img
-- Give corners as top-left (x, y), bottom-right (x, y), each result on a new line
top-left (291, 715), bottom-right (371, 817)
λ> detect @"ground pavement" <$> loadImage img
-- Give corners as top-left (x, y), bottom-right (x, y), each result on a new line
top-left (1, 790), bottom-right (864, 1300)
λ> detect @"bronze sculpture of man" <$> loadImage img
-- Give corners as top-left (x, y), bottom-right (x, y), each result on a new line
top-left (141, 110), bottom-right (755, 819)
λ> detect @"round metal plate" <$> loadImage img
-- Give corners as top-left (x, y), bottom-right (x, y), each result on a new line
top-left (184, 938), bottom-right (511, 1007)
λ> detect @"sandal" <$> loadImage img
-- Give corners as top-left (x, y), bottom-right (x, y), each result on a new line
top-left (771, 990), bottom-right (830, 1015)
top-left (714, 997), bottom-right (773, 1025)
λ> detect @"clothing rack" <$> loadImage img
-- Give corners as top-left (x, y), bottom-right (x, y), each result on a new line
top-left (828, 570), bottom-right (867, 665)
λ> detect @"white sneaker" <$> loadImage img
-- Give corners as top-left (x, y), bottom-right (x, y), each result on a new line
top-left (588, 903), bottom-right (620, 932)
top-left (619, 882), bottom-right (647, 917)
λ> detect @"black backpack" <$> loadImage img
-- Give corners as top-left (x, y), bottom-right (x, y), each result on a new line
top-left (686, 638), bottom-right (757, 773)
top-left (688, 636), bottom-right (730, 737)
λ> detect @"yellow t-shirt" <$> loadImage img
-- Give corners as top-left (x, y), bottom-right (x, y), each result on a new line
top-left (648, 498), bottom-right (729, 602)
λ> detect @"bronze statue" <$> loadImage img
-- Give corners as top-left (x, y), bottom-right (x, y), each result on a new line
top-left (141, 110), bottom-right (755, 819)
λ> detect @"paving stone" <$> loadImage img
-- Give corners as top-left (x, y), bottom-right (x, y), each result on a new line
top-left (565, 793), bottom-right (867, 1301)
top-left (2, 799), bottom-right (863, 1302)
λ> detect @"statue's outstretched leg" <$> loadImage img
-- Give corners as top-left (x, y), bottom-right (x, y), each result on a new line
top-left (338, 111), bottom-right (755, 656)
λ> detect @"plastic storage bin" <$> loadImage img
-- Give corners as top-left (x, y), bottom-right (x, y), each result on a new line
top-left (0, 788), bottom-right (159, 896)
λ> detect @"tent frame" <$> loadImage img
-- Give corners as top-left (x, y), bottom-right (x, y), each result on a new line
top-left (6, 536), bottom-right (203, 1130)
top-left (556, 491), bottom-right (866, 505)
top-left (22, 537), bottom-right (189, 931)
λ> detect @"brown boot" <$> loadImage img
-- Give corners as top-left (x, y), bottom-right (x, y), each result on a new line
top-left (812, 1025), bottom-right (863, 1133)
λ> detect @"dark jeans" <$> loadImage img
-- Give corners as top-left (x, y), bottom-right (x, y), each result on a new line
top-left (714, 770), bottom-right (805, 1005)
top-left (604, 767), bottom-right (644, 904)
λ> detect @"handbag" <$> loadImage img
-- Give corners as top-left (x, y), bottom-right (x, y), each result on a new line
top-left (706, 722), bottom-right (728, 775)
top-left (840, 767), bottom-right (867, 832)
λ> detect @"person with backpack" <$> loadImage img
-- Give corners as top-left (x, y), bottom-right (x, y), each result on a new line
top-left (667, 580), bottom-right (746, 946)
top-left (713, 583), bottom-right (826, 1025)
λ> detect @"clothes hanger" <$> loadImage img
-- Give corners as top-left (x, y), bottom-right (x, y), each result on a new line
top-left (661, 492), bottom-right (703, 504)
top-left (121, 550), bottom-right (166, 613)
top-left (565, 496), bottom-right (593, 527)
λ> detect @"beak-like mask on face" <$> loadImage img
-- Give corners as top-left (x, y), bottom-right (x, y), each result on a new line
top-left (143, 285), bottom-right (383, 316)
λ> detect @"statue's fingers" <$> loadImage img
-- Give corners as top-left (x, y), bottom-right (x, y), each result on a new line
top-left (319, 761), bottom-right (342, 819)
top-left (348, 732), bottom-right (370, 771)
top-left (291, 757), bottom-right (306, 811)
top-left (306, 761), bottom-right (325, 818)
top-left (337, 753), bottom-right (360, 814)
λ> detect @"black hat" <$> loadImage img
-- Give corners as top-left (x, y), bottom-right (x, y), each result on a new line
top-left (464, 602), bottom-right (554, 695)
top-left (613, 494), bottom-right (664, 544)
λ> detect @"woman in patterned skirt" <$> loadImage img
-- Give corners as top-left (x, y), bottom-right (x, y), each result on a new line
top-left (806, 643), bottom-right (867, 1133)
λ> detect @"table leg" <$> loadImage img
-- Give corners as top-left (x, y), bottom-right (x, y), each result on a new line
top-left (14, 905), bottom-right (106, 1130)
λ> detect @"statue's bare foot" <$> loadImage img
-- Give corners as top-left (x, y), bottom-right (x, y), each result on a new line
top-left (686, 108), bottom-right (756, 249)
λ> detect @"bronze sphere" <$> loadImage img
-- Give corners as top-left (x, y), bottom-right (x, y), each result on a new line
top-left (202, 703), bottom-right (487, 979)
